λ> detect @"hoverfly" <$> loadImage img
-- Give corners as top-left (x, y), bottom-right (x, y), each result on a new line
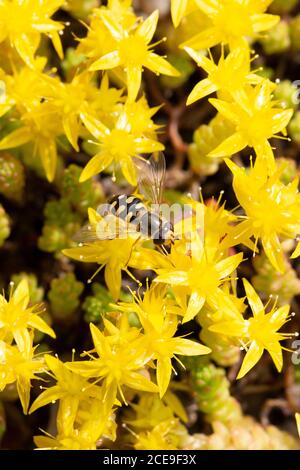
top-left (74, 152), bottom-right (175, 246)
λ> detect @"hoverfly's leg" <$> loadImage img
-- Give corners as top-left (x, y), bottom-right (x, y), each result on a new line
top-left (134, 221), bottom-right (141, 232)
top-left (125, 235), bottom-right (142, 266)
top-left (124, 235), bottom-right (143, 287)
top-left (157, 244), bottom-right (169, 256)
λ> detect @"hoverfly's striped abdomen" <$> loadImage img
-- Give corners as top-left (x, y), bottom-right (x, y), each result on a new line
top-left (107, 194), bottom-right (163, 239)
top-left (108, 195), bottom-right (147, 222)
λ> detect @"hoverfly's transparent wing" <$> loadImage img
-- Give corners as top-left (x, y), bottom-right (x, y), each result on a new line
top-left (73, 214), bottom-right (141, 243)
top-left (135, 152), bottom-right (166, 205)
top-left (72, 224), bottom-right (100, 244)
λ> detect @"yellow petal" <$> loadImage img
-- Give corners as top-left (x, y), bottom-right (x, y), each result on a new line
top-left (0, 104), bottom-right (13, 118)
top-left (63, 113), bottom-right (80, 151)
top-left (242, 278), bottom-right (264, 317)
top-left (51, 31), bottom-right (64, 59)
top-left (267, 341), bottom-right (283, 373)
top-left (252, 13), bottom-right (279, 33)
top-left (13, 278), bottom-right (29, 308)
top-left (209, 319), bottom-right (245, 337)
top-left (271, 109), bottom-right (293, 135)
top-left (80, 111), bottom-right (107, 140)
top-left (237, 341), bottom-right (264, 379)
top-left (121, 158), bottom-right (137, 186)
top-left (215, 252), bottom-right (243, 279)
top-left (262, 234), bottom-right (285, 273)
top-left (66, 360), bottom-right (101, 377)
top-left (291, 241), bottom-right (300, 259)
top-left (144, 52), bottom-right (180, 76)
top-left (88, 207), bottom-right (101, 225)
top-left (127, 66), bottom-right (142, 102)
top-left (253, 80), bottom-right (273, 107)
top-left (79, 153), bottom-right (113, 182)
top-left (0, 127), bottom-right (32, 150)
top-left (296, 413), bottom-right (300, 437)
top-left (137, 10), bottom-right (159, 43)
top-left (220, 220), bottom-right (256, 252)
top-left (154, 271), bottom-right (189, 286)
top-left (99, 10), bottom-right (123, 40)
top-left (157, 356), bottom-right (172, 397)
top-left (57, 396), bottom-right (79, 436)
top-left (184, 47), bottom-right (216, 73)
top-left (246, 73), bottom-right (264, 85)
top-left (14, 329), bottom-right (31, 355)
top-left (33, 20), bottom-right (63, 32)
top-left (135, 138), bottom-right (164, 153)
top-left (225, 157), bottom-right (241, 175)
top-left (271, 305), bottom-right (290, 328)
top-left (44, 354), bottom-right (63, 377)
top-left (38, 139), bottom-right (57, 182)
top-left (230, 88), bottom-right (251, 113)
top-left (103, 318), bottom-right (119, 336)
top-left (90, 323), bottom-right (107, 355)
top-left (28, 315), bottom-right (56, 339)
top-left (226, 46), bottom-right (249, 70)
top-left (29, 385), bottom-right (62, 414)
top-left (249, 1), bottom-right (274, 14)
top-left (0, 295), bottom-right (7, 311)
top-left (13, 34), bottom-right (36, 66)
top-left (187, 78), bottom-right (217, 105)
top-left (171, 0), bottom-right (188, 27)
top-left (89, 51), bottom-right (121, 71)
top-left (254, 141), bottom-right (276, 173)
top-left (104, 262), bottom-right (121, 301)
top-left (183, 292), bottom-right (205, 323)
top-left (194, 0), bottom-right (217, 15)
top-left (180, 27), bottom-right (222, 50)
top-left (173, 337), bottom-right (211, 356)
top-left (129, 248), bottom-right (168, 270)
top-left (190, 232), bottom-right (204, 262)
top-left (17, 376), bottom-right (30, 414)
top-left (209, 98), bottom-right (239, 123)
top-left (209, 132), bottom-right (247, 158)
top-left (164, 390), bottom-right (188, 422)
top-left (63, 245), bottom-right (105, 263)
top-left (33, 436), bottom-right (55, 449)
top-left (126, 371), bottom-right (158, 393)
